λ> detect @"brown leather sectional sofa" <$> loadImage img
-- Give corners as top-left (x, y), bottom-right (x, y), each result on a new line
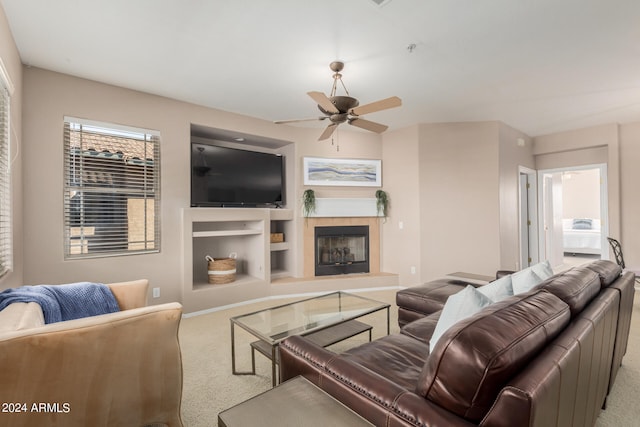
top-left (279, 261), bottom-right (635, 427)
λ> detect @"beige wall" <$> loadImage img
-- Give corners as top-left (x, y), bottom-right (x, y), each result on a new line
top-left (418, 122), bottom-right (501, 278)
top-left (619, 122), bottom-right (640, 271)
top-left (0, 7), bottom-right (23, 288)
top-left (498, 124), bottom-right (535, 270)
top-left (381, 125), bottom-right (421, 285)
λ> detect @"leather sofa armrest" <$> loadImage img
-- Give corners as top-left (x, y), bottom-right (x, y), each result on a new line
top-left (279, 334), bottom-right (338, 381)
top-left (107, 279), bottom-right (149, 310)
top-left (280, 335), bottom-right (407, 400)
top-left (280, 335), bottom-right (474, 426)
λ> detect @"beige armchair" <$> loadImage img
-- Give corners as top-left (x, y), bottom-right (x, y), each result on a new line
top-left (0, 280), bottom-right (183, 427)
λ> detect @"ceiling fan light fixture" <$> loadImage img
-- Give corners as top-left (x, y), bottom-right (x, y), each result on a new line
top-left (274, 61), bottom-right (401, 141)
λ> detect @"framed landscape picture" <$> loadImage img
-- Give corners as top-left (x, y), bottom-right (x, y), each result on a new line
top-left (303, 157), bottom-right (382, 187)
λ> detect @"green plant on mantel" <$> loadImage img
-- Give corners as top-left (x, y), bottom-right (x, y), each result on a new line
top-left (302, 189), bottom-right (316, 221)
top-left (375, 189), bottom-right (390, 222)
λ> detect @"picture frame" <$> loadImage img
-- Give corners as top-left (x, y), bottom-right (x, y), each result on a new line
top-left (303, 157), bottom-right (382, 187)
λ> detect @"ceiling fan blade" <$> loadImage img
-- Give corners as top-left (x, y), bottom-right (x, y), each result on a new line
top-left (350, 96), bottom-right (402, 116)
top-left (348, 118), bottom-right (388, 133)
top-left (308, 91), bottom-right (339, 114)
top-left (318, 123), bottom-right (338, 140)
top-left (274, 117), bottom-right (326, 124)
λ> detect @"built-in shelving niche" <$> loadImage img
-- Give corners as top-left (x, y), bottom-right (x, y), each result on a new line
top-left (182, 207), bottom-right (294, 313)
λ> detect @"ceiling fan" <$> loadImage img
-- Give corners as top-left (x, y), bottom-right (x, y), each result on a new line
top-left (275, 61), bottom-right (402, 140)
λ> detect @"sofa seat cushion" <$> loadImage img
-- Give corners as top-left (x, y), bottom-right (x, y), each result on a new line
top-left (396, 279), bottom-right (472, 317)
top-left (416, 290), bottom-right (571, 423)
top-left (343, 334), bottom-right (429, 391)
top-left (0, 302), bottom-right (45, 332)
top-left (536, 266), bottom-right (601, 317)
top-left (401, 311), bottom-right (440, 344)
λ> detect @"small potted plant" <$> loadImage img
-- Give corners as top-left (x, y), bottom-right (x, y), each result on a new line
top-left (375, 189), bottom-right (389, 222)
top-left (302, 189), bottom-right (316, 221)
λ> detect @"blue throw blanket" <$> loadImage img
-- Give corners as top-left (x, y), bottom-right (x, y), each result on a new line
top-left (0, 282), bottom-right (120, 324)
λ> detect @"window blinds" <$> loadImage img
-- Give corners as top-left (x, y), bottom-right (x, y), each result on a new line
top-left (0, 81), bottom-right (11, 276)
top-left (63, 117), bottom-right (160, 258)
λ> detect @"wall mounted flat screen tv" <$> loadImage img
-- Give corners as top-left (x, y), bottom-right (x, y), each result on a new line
top-left (191, 143), bottom-right (285, 207)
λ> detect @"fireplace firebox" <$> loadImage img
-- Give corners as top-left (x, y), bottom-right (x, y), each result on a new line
top-left (314, 225), bottom-right (369, 276)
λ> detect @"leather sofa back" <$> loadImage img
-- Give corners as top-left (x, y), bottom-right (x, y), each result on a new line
top-left (481, 287), bottom-right (620, 427)
top-left (536, 266), bottom-right (601, 317)
top-left (416, 290), bottom-right (570, 422)
top-left (583, 259), bottom-right (623, 287)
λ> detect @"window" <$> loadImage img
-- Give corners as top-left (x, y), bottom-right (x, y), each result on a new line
top-left (63, 117), bottom-right (160, 259)
top-left (0, 63), bottom-right (12, 277)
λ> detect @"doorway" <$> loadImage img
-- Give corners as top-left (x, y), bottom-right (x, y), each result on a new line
top-left (537, 164), bottom-right (609, 270)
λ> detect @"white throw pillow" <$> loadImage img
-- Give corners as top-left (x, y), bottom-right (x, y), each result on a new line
top-left (512, 267), bottom-right (543, 295)
top-left (477, 275), bottom-right (513, 302)
top-left (531, 260), bottom-right (554, 281)
top-left (429, 285), bottom-right (493, 352)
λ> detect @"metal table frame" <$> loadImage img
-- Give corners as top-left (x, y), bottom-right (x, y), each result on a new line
top-left (230, 291), bottom-right (390, 386)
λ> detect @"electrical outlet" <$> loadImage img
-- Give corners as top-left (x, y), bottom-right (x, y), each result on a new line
top-left (152, 287), bottom-right (160, 298)
top-left (410, 266), bottom-right (416, 275)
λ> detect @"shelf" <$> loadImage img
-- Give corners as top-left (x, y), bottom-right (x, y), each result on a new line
top-left (270, 242), bottom-right (289, 251)
top-left (270, 269), bottom-right (291, 280)
top-left (270, 208), bottom-right (294, 221)
top-left (192, 274), bottom-right (262, 290)
top-left (193, 229), bottom-right (262, 238)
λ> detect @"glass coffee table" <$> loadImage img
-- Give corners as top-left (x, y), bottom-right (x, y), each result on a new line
top-left (230, 291), bottom-right (390, 386)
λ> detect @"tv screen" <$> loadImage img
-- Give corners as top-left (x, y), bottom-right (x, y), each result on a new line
top-left (191, 143), bottom-right (284, 207)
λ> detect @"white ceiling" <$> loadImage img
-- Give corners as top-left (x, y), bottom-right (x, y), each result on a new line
top-left (3, 0), bottom-right (640, 137)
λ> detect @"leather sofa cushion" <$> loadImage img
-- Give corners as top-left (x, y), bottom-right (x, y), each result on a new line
top-left (343, 334), bottom-right (429, 391)
top-left (416, 290), bottom-right (570, 423)
top-left (397, 307), bottom-right (428, 327)
top-left (536, 266), bottom-right (601, 317)
top-left (583, 260), bottom-right (622, 287)
top-left (400, 311), bottom-right (440, 344)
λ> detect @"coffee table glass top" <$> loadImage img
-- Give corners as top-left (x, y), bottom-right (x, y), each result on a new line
top-left (230, 291), bottom-right (389, 344)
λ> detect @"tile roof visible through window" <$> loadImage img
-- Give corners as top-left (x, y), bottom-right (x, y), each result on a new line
top-left (70, 130), bottom-right (155, 164)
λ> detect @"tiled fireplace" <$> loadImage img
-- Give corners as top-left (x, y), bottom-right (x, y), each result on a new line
top-left (314, 225), bottom-right (370, 276)
top-left (303, 217), bottom-right (380, 278)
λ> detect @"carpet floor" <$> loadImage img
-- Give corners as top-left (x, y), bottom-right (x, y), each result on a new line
top-left (178, 288), bottom-right (640, 426)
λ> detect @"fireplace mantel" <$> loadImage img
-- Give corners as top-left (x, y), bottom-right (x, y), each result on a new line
top-left (306, 198), bottom-right (381, 218)
top-left (303, 217), bottom-right (380, 278)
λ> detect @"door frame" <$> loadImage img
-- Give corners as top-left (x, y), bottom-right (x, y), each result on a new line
top-left (536, 163), bottom-right (609, 262)
top-left (518, 166), bottom-right (538, 269)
